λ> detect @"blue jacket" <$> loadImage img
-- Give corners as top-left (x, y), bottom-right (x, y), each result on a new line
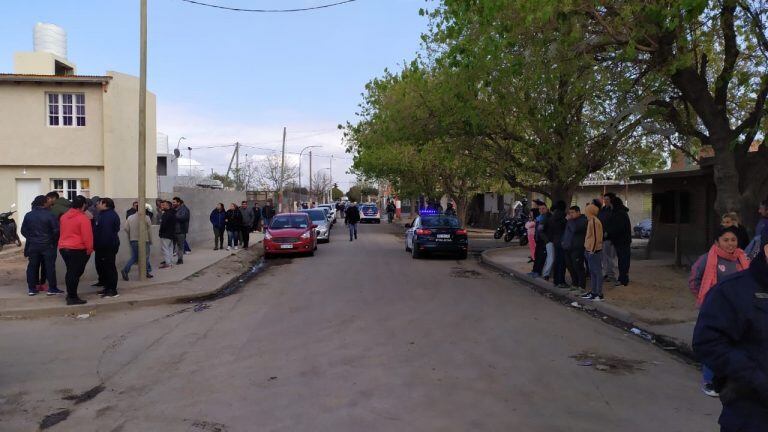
top-left (210, 209), bottom-right (226, 229)
top-left (693, 252), bottom-right (768, 431)
top-left (93, 208), bottom-right (121, 249)
top-left (21, 206), bottom-right (59, 251)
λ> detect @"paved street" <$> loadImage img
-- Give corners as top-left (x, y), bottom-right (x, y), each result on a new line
top-left (0, 222), bottom-right (719, 431)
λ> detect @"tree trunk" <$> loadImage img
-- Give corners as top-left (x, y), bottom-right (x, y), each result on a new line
top-left (455, 196), bottom-right (470, 228)
top-left (710, 135), bottom-right (743, 216)
top-left (549, 184), bottom-right (576, 208)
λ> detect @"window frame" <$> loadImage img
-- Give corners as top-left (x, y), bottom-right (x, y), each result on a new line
top-left (46, 92), bottom-right (86, 128)
top-left (51, 178), bottom-right (91, 201)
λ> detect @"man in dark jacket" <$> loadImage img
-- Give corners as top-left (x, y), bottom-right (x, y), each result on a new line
top-left (126, 201), bottom-right (139, 220)
top-left (240, 201), bottom-right (255, 248)
top-left (606, 196), bottom-right (632, 286)
top-left (550, 201), bottom-right (568, 287)
top-left (21, 195), bottom-right (62, 296)
top-left (93, 198), bottom-right (121, 298)
top-left (172, 197), bottom-right (190, 264)
top-left (159, 201), bottom-right (177, 268)
top-left (693, 238), bottom-right (768, 432)
top-left (345, 202), bottom-right (361, 241)
top-left (261, 199), bottom-right (276, 230)
top-left (530, 200), bottom-right (551, 278)
top-left (562, 205), bottom-right (588, 291)
top-left (46, 191), bottom-right (71, 219)
top-left (598, 193), bottom-right (616, 281)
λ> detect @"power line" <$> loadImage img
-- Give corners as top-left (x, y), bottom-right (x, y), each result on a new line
top-left (179, 0), bottom-right (359, 13)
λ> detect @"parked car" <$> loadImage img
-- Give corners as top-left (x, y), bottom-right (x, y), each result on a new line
top-left (299, 208), bottom-right (331, 243)
top-left (633, 218), bottom-right (652, 239)
top-left (359, 203), bottom-right (381, 224)
top-left (263, 213), bottom-right (318, 257)
top-left (316, 206), bottom-right (334, 225)
top-left (317, 204), bottom-right (336, 222)
top-left (405, 214), bottom-right (468, 259)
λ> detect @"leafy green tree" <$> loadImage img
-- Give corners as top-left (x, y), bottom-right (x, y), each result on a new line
top-left (331, 187), bottom-right (344, 201)
top-left (209, 172), bottom-right (234, 188)
top-left (562, 0), bottom-right (768, 228)
top-left (346, 186), bottom-right (362, 202)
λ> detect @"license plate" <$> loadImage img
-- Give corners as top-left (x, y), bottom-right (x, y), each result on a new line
top-left (280, 244), bottom-right (293, 249)
top-left (437, 234), bottom-right (451, 239)
top-left (436, 239), bottom-right (452, 242)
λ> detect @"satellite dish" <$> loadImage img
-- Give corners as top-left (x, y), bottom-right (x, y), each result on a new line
top-left (173, 148), bottom-right (181, 158)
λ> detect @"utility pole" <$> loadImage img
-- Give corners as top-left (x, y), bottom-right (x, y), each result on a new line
top-left (309, 150), bottom-right (313, 204)
top-left (235, 141), bottom-right (240, 189)
top-left (329, 155), bottom-right (333, 204)
top-left (137, 0), bottom-right (148, 281)
top-left (278, 127), bottom-right (286, 212)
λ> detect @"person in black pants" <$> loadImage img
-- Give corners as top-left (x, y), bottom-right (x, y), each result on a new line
top-left (550, 200), bottom-right (568, 288)
top-left (239, 201), bottom-right (254, 248)
top-left (93, 198), bottom-right (121, 298)
top-left (606, 196), bottom-right (632, 286)
top-left (21, 195), bottom-right (62, 296)
top-left (57, 195), bottom-right (93, 305)
top-left (562, 205), bottom-right (588, 291)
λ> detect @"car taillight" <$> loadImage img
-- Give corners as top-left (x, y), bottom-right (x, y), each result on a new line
top-left (300, 231), bottom-right (311, 239)
top-left (456, 229), bottom-right (467, 235)
top-left (416, 229), bottom-right (432, 235)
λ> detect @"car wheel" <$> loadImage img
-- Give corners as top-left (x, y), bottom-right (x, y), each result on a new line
top-left (308, 249), bottom-right (315, 256)
top-left (411, 244), bottom-right (421, 259)
top-left (458, 250), bottom-right (468, 260)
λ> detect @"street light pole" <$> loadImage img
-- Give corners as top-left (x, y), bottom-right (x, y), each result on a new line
top-left (298, 145), bottom-right (321, 205)
top-left (137, 0), bottom-right (148, 281)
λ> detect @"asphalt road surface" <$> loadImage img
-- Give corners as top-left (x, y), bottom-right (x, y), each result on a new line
top-left (0, 222), bottom-right (719, 431)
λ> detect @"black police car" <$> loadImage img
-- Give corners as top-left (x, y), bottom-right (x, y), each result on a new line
top-left (405, 211), bottom-right (468, 259)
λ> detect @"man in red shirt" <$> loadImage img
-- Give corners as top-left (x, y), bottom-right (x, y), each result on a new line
top-left (58, 195), bottom-right (93, 305)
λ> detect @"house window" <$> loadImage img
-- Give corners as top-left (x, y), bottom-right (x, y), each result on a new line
top-left (51, 179), bottom-right (90, 201)
top-left (47, 93), bottom-right (86, 127)
top-left (157, 156), bottom-right (168, 176)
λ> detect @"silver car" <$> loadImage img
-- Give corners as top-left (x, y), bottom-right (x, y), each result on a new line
top-left (299, 209), bottom-right (331, 243)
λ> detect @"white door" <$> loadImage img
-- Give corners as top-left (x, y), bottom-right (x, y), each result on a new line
top-left (15, 179), bottom-right (42, 241)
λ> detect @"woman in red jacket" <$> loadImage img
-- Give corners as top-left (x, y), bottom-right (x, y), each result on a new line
top-left (58, 195), bottom-right (93, 305)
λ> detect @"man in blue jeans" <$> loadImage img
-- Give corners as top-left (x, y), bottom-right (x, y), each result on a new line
top-left (345, 201), bottom-right (360, 241)
top-left (121, 209), bottom-right (153, 280)
top-left (21, 195), bottom-right (63, 296)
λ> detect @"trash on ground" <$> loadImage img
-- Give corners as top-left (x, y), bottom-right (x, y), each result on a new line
top-left (194, 303), bottom-right (211, 312)
top-left (630, 327), bottom-right (655, 342)
top-left (570, 301), bottom-right (582, 309)
top-left (576, 360), bottom-right (592, 366)
top-left (571, 351), bottom-right (645, 375)
top-left (76, 313), bottom-right (90, 319)
top-left (595, 364), bottom-right (611, 372)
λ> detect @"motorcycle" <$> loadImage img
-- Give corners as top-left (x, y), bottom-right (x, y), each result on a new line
top-left (0, 203), bottom-right (22, 251)
top-left (0, 205), bottom-right (21, 247)
top-left (493, 215), bottom-right (529, 245)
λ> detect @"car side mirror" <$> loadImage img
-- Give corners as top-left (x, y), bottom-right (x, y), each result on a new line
top-left (405, 223), bottom-right (412, 228)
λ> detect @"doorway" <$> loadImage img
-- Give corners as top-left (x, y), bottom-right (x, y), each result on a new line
top-left (15, 178), bottom-right (42, 241)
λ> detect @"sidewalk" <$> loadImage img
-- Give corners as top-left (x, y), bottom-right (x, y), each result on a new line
top-left (0, 234), bottom-right (264, 319)
top-left (481, 244), bottom-right (699, 356)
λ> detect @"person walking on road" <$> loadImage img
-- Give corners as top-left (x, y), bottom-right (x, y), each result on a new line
top-left (689, 225), bottom-right (750, 398)
top-left (210, 203), bottom-right (226, 250)
top-left (240, 201), bottom-right (254, 249)
top-left (345, 201), bottom-right (360, 241)
top-left (93, 198), bottom-right (121, 298)
top-left (606, 196), bottom-right (632, 287)
top-left (122, 208), bottom-right (153, 281)
top-left (225, 203), bottom-right (243, 251)
top-left (172, 197), bottom-right (190, 265)
top-left (692, 236), bottom-right (768, 432)
top-left (598, 193), bottom-right (616, 282)
top-left (21, 195), bottom-right (62, 296)
top-left (562, 205), bottom-right (587, 292)
top-left (58, 195), bottom-right (93, 305)
top-left (159, 201), bottom-right (177, 269)
top-left (386, 200), bottom-right (397, 222)
top-left (582, 202), bottom-right (604, 301)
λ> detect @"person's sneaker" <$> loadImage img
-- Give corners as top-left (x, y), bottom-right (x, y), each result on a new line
top-left (234, 246), bottom-right (239, 251)
top-left (214, 247), bottom-right (219, 250)
top-left (146, 273), bottom-right (154, 279)
top-left (46, 288), bottom-right (64, 296)
top-left (580, 292), bottom-right (594, 300)
top-left (543, 275), bottom-right (550, 281)
top-left (176, 260), bottom-right (184, 265)
top-left (702, 383), bottom-right (719, 397)
top-left (66, 297), bottom-right (87, 305)
top-left (603, 275), bottom-right (612, 282)
top-left (121, 270), bottom-right (129, 281)
top-left (103, 292), bottom-right (120, 298)
top-left (184, 251), bottom-right (191, 255)
top-left (593, 294), bottom-right (605, 302)
top-left (614, 280), bottom-right (622, 287)
top-left (91, 282), bottom-right (104, 287)
top-left (28, 290), bottom-right (38, 296)
top-left (226, 246), bottom-right (232, 251)
top-left (159, 263), bottom-right (171, 269)
top-left (556, 283), bottom-right (570, 289)
top-left (96, 289), bottom-right (106, 296)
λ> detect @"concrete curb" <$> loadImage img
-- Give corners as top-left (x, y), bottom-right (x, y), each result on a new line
top-left (480, 247), bottom-right (695, 359)
top-left (0, 248), bottom-right (265, 320)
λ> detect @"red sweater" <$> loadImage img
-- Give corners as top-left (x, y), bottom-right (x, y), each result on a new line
top-left (58, 209), bottom-right (94, 254)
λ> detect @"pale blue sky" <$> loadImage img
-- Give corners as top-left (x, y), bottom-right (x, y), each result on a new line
top-left (0, 0), bottom-right (430, 186)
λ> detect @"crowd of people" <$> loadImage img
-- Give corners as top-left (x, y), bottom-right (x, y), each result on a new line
top-left (526, 192), bottom-right (631, 301)
top-left (209, 199), bottom-right (269, 251)
top-left (19, 193), bottom-right (203, 305)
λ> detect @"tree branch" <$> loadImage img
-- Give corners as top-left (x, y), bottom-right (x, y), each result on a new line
top-left (714, 1), bottom-right (739, 109)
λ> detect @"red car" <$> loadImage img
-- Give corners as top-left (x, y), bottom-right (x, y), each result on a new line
top-left (263, 213), bottom-right (318, 258)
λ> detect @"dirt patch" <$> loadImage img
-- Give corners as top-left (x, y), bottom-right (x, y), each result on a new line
top-left (62, 384), bottom-right (105, 404)
top-left (571, 351), bottom-right (646, 375)
top-left (40, 409), bottom-right (71, 429)
top-left (191, 420), bottom-right (229, 432)
top-left (450, 267), bottom-right (485, 279)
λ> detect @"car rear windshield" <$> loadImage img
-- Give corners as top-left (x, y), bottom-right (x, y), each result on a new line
top-left (300, 210), bottom-right (326, 222)
top-left (361, 205), bottom-right (378, 211)
top-left (270, 215), bottom-right (310, 229)
top-left (421, 216), bottom-right (460, 228)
